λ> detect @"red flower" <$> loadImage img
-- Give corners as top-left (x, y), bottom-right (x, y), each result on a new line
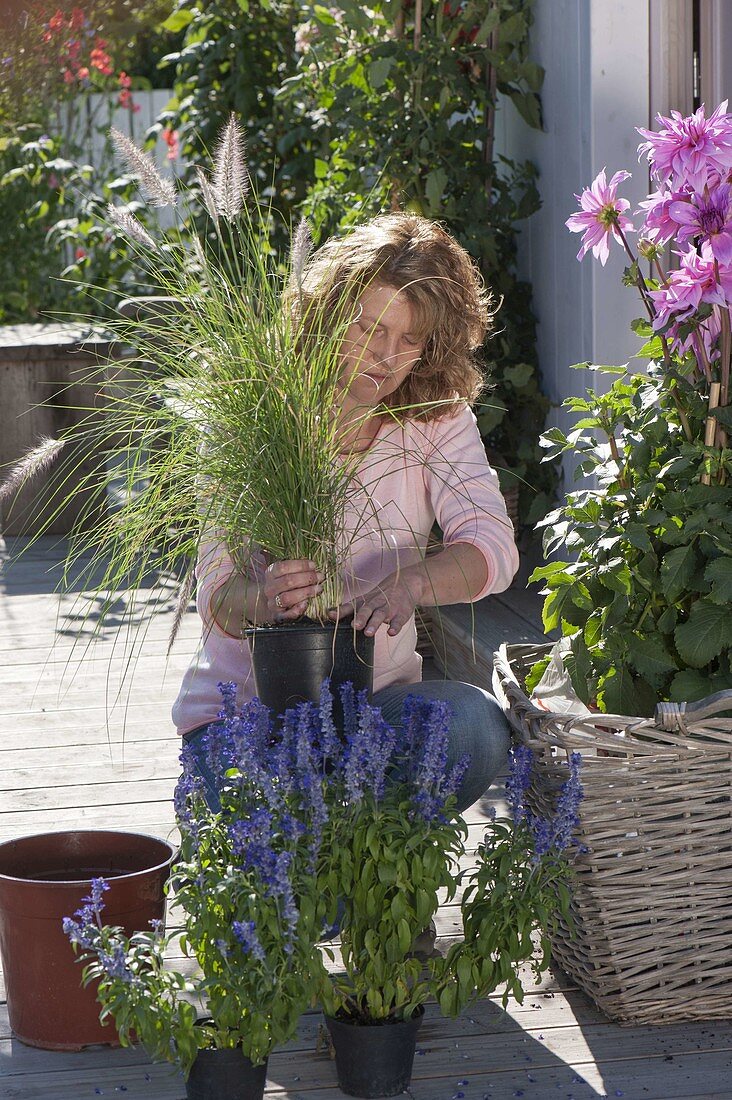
top-left (162, 127), bottom-right (180, 160)
top-left (90, 42), bottom-right (113, 75)
top-left (75, 247), bottom-right (86, 260)
top-left (77, 66), bottom-right (89, 81)
top-left (117, 88), bottom-right (140, 112)
top-left (70, 8), bottom-right (86, 32)
top-left (118, 70), bottom-right (132, 89)
top-left (48, 10), bottom-right (65, 33)
top-left (63, 69), bottom-right (75, 84)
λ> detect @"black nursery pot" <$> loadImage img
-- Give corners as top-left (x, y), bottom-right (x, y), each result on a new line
top-left (246, 619), bottom-right (374, 725)
top-left (324, 1007), bottom-right (425, 1098)
top-left (185, 1045), bottom-right (268, 1100)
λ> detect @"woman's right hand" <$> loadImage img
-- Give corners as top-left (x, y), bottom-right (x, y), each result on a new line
top-left (262, 560), bottom-right (324, 621)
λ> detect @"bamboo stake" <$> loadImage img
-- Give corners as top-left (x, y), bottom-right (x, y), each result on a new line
top-left (410, 0), bottom-right (424, 209)
top-left (413, 0), bottom-right (422, 49)
top-left (390, 3), bottom-right (406, 211)
top-left (483, 16), bottom-right (499, 204)
top-left (701, 381), bottom-right (721, 486)
top-left (719, 308), bottom-right (731, 455)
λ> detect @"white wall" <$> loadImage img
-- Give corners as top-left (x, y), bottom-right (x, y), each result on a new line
top-left (495, 0), bottom-right (653, 466)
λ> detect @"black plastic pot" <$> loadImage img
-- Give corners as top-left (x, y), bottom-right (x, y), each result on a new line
top-left (324, 1007), bottom-right (425, 1098)
top-left (186, 1045), bottom-right (268, 1100)
top-left (246, 619), bottom-right (374, 725)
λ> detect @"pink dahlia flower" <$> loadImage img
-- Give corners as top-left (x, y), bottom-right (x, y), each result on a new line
top-left (566, 168), bottom-right (634, 265)
top-left (667, 306), bottom-right (722, 364)
top-left (637, 101), bottom-right (732, 190)
top-left (648, 248), bottom-right (731, 329)
top-left (669, 182), bottom-right (732, 263)
top-left (638, 186), bottom-right (693, 246)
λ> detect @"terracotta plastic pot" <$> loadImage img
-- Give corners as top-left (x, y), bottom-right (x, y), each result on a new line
top-left (246, 619), bottom-right (374, 724)
top-left (0, 829), bottom-right (176, 1050)
top-left (324, 1006), bottom-right (425, 1098)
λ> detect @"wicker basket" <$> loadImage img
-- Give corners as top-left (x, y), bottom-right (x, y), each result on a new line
top-left (492, 641), bottom-right (732, 1025)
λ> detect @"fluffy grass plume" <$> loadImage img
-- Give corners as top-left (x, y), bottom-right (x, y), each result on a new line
top-left (211, 114), bottom-right (249, 220)
top-left (0, 437), bottom-right (66, 504)
top-left (110, 127), bottom-right (177, 208)
top-left (7, 117), bottom-right (370, 628)
top-left (106, 204), bottom-right (158, 250)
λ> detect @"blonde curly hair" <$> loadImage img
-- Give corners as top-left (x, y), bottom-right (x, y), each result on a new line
top-left (293, 213), bottom-right (493, 418)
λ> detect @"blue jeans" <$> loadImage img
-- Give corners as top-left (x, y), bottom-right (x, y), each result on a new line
top-left (183, 680), bottom-right (509, 814)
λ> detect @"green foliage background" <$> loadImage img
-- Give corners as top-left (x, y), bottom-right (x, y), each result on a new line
top-left (531, 355), bottom-right (732, 716)
top-left (0, 1), bottom-right (181, 322)
top-left (1, 0), bottom-right (556, 529)
top-left (164, 0), bottom-right (556, 527)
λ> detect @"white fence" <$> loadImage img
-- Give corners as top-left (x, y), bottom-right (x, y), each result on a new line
top-left (62, 88), bottom-right (178, 169)
top-left (60, 89), bottom-right (181, 226)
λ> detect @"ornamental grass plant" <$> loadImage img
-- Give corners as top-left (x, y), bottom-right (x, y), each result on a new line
top-left (0, 114), bottom-right (403, 629)
top-left (531, 101), bottom-right (732, 716)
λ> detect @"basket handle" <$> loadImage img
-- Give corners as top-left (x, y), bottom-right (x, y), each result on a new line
top-left (655, 690), bottom-right (732, 731)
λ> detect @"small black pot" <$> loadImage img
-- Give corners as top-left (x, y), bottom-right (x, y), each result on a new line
top-left (246, 619), bottom-right (374, 725)
top-left (185, 1045), bottom-right (268, 1100)
top-left (324, 1007), bottom-right (425, 1098)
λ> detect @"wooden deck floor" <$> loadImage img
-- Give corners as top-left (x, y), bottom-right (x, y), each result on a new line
top-left (1, 537), bottom-right (732, 1100)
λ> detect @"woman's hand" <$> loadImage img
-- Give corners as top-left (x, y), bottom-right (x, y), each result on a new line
top-left (329, 570), bottom-right (424, 638)
top-left (263, 560), bottom-right (324, 621)
top-left (327, 544), bottom-right (489, 638)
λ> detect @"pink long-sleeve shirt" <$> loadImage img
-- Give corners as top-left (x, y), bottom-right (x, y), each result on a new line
top-left (172, 403), bottom-right (519, 734)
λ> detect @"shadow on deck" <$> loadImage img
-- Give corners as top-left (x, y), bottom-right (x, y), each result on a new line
top-left (1, 538), bottom-right (731, 1099)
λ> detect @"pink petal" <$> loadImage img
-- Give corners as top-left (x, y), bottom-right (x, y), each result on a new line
top-left (609, 169), bottom-right (632, 190)
top-left (668, 200), bottom-right (698, 226)
top-left (593, 236), bottom-right (611, 265)
top-left (710, 231), bottom-right (732, 265)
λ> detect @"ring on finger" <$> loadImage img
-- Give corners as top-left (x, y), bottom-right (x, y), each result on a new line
top-left (274, 593), bottom-right (283, 609)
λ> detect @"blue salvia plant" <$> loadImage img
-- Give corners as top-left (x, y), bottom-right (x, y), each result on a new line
top-left (65, 684), bottom-right (583, 1064)
top-left (319, 687), bottom-right (471, 1023)
top-left (64, 681), bottom-right (335, 1075)
top-left (432, 743), bottom-right (584, 1016)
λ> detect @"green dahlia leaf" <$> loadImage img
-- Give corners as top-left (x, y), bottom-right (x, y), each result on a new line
top-left (668, 669), bottom-right (715, 703)
top-left (568, 635), bottom-right (593, 703)
top-left (626, 635), bottom-right (677, 688)
top-left (597, 666), bottom-right (652, 716)
top-left (656, 605), bottom-right (678, 634)
top-left (624, 522), bottom-right (654, 553)
top-left (705, 557), bottom-right (732, 604)
top-left (660, 543), bottom-right (698, 602)
top-left (674, 600), bottom-right (732, 669)
top-left (598, 558), bottom-right (632, 595)
top-left (542, 586), bottom-right (570, 633)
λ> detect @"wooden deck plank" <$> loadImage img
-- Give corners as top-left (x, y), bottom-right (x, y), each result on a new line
top-left (3, 1016), bottom-right (732, 1099)
top-left (426, 593), bottom-right (548, 689)
top-left (3, 537), bottom-right (732, 1099)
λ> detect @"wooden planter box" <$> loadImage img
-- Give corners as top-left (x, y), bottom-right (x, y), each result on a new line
top-left (0, 324), bottom-right (116, 537)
